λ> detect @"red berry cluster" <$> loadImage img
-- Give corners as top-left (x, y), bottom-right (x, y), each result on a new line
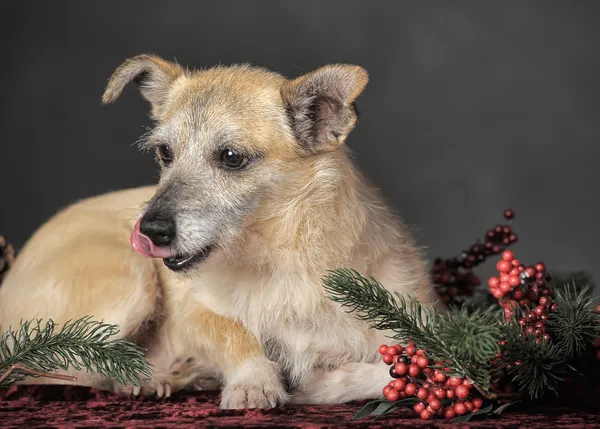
top-left (433, 209), bottom-right (518, 306)
top-left (489, 250), bottom-right (557, 343)
top-left (379, 343), bottom-right (483, 420)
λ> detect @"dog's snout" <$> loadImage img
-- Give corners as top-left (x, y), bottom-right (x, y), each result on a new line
top-left (139, 215), bottom-right (176, 247)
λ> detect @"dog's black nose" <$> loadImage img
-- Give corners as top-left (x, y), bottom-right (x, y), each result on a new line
top-left (139, 215), bottom-right (176, 246)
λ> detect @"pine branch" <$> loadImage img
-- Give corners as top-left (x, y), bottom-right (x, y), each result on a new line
top-left (498, 321), bottom-right (568, 400)
top-left (323, 269), bottom-right (499, 388)
top-left (0, 317), bottom-right (152, 388)
top-left (547, 283), bottom-right (600, 357)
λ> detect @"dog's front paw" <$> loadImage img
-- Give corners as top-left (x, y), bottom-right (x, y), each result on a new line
top-left (219, 356), bottom-right (287, 409)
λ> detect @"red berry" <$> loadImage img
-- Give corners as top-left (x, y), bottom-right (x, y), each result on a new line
top-left (455, 384), bottom-right (469, 399)
top-left (446, 389), bottom-right (455, 399)
top-left (378, 345), bottom-right (389, 355)
top-left (535, 262), bottom-right (546, 272)
top-left (497, 260), bottom-right (512, 274)
top-left (500, 273), bottom-right (510, 283)
top-left (395, 362), bottom-right (408, 376)
top-left (408, 363), bottom-right (421, 377)
top-left (512, 287), bottom-right (524, 299)
top-left (386, 346), bottom-right (400, 356)
top-left (444, 407), bottom-right (456, 419)
top-left (385, 388), bottom-right (400, 402)
top-left (464, 400), bottom-right (474, 412)
top-left (411, 354), bottom-right (419, 364)
top-left (550, 303), bottom-right (559, 312)
top-left (405, 383), bottom-right (417, 396)
top-left (383, 385), bottom-right (393, 396)
top-left (509, 276), bottom-right (521, 287)
top-left (426, 392), bottom-right (436, 404)
top-left (488, 276), bottom-right (500, 288)
top-left (511, 258), bottom-right (520, 267)
top-left (434, 388), bottom-right (446, 400)
top-left (539, 296), bottom-right (550, 307)
top-left (417, 388), bottom-right (429, 400)
top-left (420, 409), bottom-right (433, 420)
top-left (382, 354), bottom-right (393, 365)
top-left (416, 349), bottom-right (425, 356)
top-left (434, 371), bottom-right (447, 383)
top-left (449, 377), bottom-right (463, 387)
top-left (472, 398), bottom-right (483, 409)
top-left (502, 250), bottom-right (514, 261)
top-left (509, 267), bottom-right (520, 277)
top-left (392, 379), bottom-right (407, 391)
top-left (413, 402), bottom-right (426, 413)
top-left (429, 398), bottom-right (442, 410)
top-left (393, 344), bottom-right (404, 354)
top-left (454, 402), bottom-right (467, 415)
top-left (423, 367), bottom-right (433, 376)
top-left (500, 282), bottom-right (512, 293)
top-left (405, 345), bottom-right (416, 356)
top-left (417, 356), bottom-right (429, 368)
top-left (491, 288), bottom-right (503, 299)
top-left (525, 266), bottom-right (536, 278)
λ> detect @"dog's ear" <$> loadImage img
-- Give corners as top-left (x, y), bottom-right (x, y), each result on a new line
top-left (102, 54), bottom-right (184, 118)
top-left (281, 64), bottom-right (368, 153)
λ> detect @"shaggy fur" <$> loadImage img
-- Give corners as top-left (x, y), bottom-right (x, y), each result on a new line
top-left (0, 55), bottom-right (438, 408)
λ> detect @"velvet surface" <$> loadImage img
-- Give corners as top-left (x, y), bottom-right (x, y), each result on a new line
top-left (1, 385), bottom-right (598, 428)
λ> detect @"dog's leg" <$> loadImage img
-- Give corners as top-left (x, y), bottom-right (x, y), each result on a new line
top-left (175, 305), bottom-right (288, 409)
top-left (289, 361), bottom-right (389, 404)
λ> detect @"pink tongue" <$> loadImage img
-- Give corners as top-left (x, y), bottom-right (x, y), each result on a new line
top-left (131, 218), bottom-right (175, 259)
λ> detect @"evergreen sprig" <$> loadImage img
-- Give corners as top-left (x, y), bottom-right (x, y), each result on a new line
top-left (323, 269), bottom-right (501, 389)
top-left (547, 283), bottom-right (600, 357)
top-left (0, 316), bottom-right (152, 387)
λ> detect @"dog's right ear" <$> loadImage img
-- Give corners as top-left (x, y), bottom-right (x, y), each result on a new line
top-left (102, 54), bottom-right (184, 118)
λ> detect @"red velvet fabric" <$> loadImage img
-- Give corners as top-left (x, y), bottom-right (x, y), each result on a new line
top-left (1, 385), bottom-right (598, 428)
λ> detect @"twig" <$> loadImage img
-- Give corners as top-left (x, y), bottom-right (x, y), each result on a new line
top-left (0, 364), bottom-right (77, 385)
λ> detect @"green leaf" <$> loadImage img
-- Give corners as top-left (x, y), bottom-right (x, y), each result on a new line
top-left (352, 400), bottom-right (386, 420)
top-left (352, 398), bottom-right (420, 420)
top-left (452, 404), bottom-right (494, 423)
top-left (492, 401), bottom-right (519, 415)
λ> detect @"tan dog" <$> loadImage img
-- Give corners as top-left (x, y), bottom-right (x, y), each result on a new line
top-left (0, 55), bottom-right (438, 407)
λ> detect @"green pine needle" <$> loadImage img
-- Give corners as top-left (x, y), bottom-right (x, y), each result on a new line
top-left (547, 282), bottom-right (600, 357)
top-left (0, 316), bottom-right (152, 388)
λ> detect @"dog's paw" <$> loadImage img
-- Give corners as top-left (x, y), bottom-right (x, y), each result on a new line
top-left (219, 356), bottom-right (287, 409)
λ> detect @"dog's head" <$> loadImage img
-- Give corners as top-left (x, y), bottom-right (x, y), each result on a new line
top-left (103, 54), bottom-right (368, 272)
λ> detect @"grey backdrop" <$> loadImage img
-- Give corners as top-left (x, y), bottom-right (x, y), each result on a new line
top-left (1, 1), bottom-right (598, 286)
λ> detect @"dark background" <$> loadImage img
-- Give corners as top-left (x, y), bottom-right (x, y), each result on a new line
top-left (1, 1), bottom-right (598, 287)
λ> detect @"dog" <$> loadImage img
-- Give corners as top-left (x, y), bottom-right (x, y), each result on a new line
top-left (0, 55), bottom-right (438, 407)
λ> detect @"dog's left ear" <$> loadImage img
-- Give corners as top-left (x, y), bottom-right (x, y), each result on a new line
top-left (102, 54), bottom-right (184, 119)
top-left (281, 64), bottom-right (368, 153)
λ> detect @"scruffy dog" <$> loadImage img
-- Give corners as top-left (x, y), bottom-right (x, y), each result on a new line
top-left (0, 55), bottom-right (438, 408)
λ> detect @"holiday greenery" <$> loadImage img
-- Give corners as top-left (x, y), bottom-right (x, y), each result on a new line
top-left (323, 210), bottom-right (600, 422)
top-left (0, 316), bottom-right (152, 388)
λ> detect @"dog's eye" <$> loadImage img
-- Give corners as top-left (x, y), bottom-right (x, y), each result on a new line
top-left (157, 144), bottom-right (173, 165)
top-left (220, 149), bottom-right (248, 169)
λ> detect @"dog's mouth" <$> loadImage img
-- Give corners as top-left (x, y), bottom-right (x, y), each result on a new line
top-left (163, 245), bottom-right (213, 272)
